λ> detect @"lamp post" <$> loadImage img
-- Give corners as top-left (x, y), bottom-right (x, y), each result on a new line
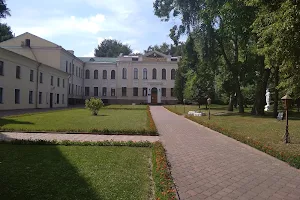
top-left (207, 98), bottom-right (212, 120)
top-left (183, 99), bottom-right (186, 114)
top-left (281, 94), bottom-right (292, 143)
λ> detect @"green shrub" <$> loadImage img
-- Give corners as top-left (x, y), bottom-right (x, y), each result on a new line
top-left (85, 97), bottom-right (104, 115)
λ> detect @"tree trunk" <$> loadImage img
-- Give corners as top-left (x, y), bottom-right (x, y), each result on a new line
top-left (236, 80), bottom-right (244, 113)
top-left (273, 66), bottom-right (279, 118)
top-left (228, 94), bottom-right (234, 111)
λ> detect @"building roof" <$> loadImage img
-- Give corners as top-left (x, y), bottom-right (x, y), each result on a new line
top-left (78, 57), bottom-right (118, 63)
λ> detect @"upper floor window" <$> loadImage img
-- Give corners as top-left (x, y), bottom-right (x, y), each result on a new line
top-left (0, 61), bottom-right (3, 75)
top-left (79, 68), bottom-right (81, 77)
top-left (152, 68), bottom-right (157, 79)
top-left (134, 68), bottom-right (138, 79)
top-left (16, 66), bottom-right (21, 79)
top-left (76, 67), bottom-right (78, 76)
top-left (171, 69), bottom-right (176, 80)
top-left (39, 72), bottom-right (43, 83)
top-left (94, 70), bottom-right (98, 79)
top-left (171, 58), bottom-right (178, 62)
top-left (51, 76), bottom-right (53, 86)
top-left (57, 77), bottom-right (60, 87)
top-left (85, 69), bottom-right (90, 79)
top-left (90, 58), bottom-right (95, 62)
top-left (111, 70), bottom-right (115, 79)
top-left (143, 68), bottom-right (147, 79)
top-left (30, 70), bottom-right (34, 82)
top-left (122, 68), bottom-right (127, 79)
top-left (72, 64), bottom-right (74, 75)
top-left (103, 70), bottom-right (107, 79)
top-left (162, 68), bottom-right (166, 80)
top-left (65, 61), bottom-right (68, 72)
top-left (132, 57), bottom-right (138, 61)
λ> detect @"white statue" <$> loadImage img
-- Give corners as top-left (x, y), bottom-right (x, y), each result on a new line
top-left (264, 89), bottom-right (271, 111)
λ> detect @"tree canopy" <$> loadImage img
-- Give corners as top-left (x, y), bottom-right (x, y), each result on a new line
top-left (0, 0), bottom-right (10, 19)
top-left (144, 42), bottom-right (184, 56)
top-left (94, 39), bottom-right (132, 57)
top-left (0, 23), bottom-right (13, 42)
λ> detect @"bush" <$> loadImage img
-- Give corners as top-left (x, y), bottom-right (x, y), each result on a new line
top-left (85, 97), bottom-right (104, 115)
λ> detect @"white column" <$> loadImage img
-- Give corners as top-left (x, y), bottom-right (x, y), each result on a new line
top-left (157, 86), bottom-right (161, 103)
top-left (147, 86), bottom-right (151, 103)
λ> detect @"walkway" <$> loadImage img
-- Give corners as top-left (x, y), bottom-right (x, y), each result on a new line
top-left (150, 106), bottom-right (300, 200)
top-left (0, 132), bottom-right (159, 143)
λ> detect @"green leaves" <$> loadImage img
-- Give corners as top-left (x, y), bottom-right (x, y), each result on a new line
top-left (94, 39), bottom-right (132, 57)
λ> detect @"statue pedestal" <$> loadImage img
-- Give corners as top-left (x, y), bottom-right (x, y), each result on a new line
top-left (264, 105), bottom-right (270, 111)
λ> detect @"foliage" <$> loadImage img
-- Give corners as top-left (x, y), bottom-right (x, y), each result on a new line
top-left (0, 108), bottom-right (158, 135)
top-left (94, 39), bottom-right (132, 57)
top-left (0, 0), bottom-right (10, 19)
top-left (152, 142), bottom-right (177, 200)
top-left (144, 42), bottom-right (184, 56)
top-left (85, 97), bottom-right (104, 115)
top-left (0, 23), bottom-right (13, 42)
top-left (103, 104), bottom-right (147, 110)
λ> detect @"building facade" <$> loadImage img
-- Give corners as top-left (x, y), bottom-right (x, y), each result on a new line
top-left (0, 32), bottom-right (179, 110)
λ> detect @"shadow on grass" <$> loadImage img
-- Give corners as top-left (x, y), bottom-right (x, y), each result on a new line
top-left (0, 118), bottom-right (34, 127)
top-left (0, 143), bottom-right (102, 200)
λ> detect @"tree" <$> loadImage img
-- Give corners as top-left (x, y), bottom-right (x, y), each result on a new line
top-left (144, 42), bottom-right (184, 56)
top-left (85, 97), bottom-right (104, 116)
top-left (0, 23), bottom-right (13, 42)
top-left (0, 0), bottom-right (10, 19)
top-left (94, 39), bottom-right (132, 57)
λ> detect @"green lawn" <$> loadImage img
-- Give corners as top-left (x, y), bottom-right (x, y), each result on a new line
top-left (0, 144), bottom-right (151, 200)
top-left (0, 108), bottom-right (156, 135)
top-left (104, 105), bottom-right (147, 110)
top-left (165, 105), bottom-right (300, 167)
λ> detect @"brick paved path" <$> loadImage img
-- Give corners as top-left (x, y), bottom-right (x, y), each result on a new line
top-left (0, 132), bottom-right (159, 143)
top-left (150, 106), bottom-right (300, 200)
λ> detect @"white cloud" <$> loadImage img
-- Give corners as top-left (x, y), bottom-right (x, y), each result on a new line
top-left (83, 50), bottom-right (94, 57)
top-left (133, 49), bottom-right (141, 54)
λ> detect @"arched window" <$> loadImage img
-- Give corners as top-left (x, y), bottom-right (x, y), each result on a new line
top-left (103, 70), bottom-right (107, 79)
top-left (94, 70), bottom-right (98, 79)
top-left (152, 68), bottom-right (157, 79)
top-left (143, 68), bottom-right (147, 79)
top-left (134, 68), bottom-right (138, 79)
top-left (162, 68), bottom-right (166, 80)
top-left (122, 68), bottom-right (127, 79)
top-left (85, 69), bottom-right (90, 79)
top-left (171, 69), bottom-right (176, 80)
top-left (111, 70), bottom-right (115, 79)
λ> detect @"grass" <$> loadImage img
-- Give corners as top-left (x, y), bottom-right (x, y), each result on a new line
top-left (0, 144), bottom-right (152, 200)
top-left (0, 108), bottom-right (157, 135)
top-left (165, 104), bottom-right (300, 168)
top-left (104, 104), bottom-right (147, 110)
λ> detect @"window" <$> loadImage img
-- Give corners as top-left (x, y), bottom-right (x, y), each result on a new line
top-left (171, 88), bottom-right (174, 97)
top-left (94, 70), bottom-right (98, 79)
top-left (57, 94), bottom-right (59, 104)
top-left (66, 61), bottom-right (68, 72)
top-left (57, 78), bottom-right (60, 87)
top-left (171, 58), bottom-right (178, 62)
top-left (94, 87), bottom-right (98, 96)
top-left (0, 88), bottom-right (3, 103)
top-left (152, 68), bottom-right (157, 79)
top-left (143, 88), bottom-right (148, 96)
top-left (85, 87), bottom-right (90, 96)
top-left (39, 92), bottom-right (42, 104)
top-left (39, 72), bottom-right (43, 83)
top-left (111, 70), bottom-right (115, 79)
top-left (69, 63), bottom-right (71, 74)
top-left (79, 68), bottom-right (81, 77)
top-left (29, 91), bottom-right (33, 104)
top-left (85, 70), bottom-right (90, 79)
top-left (132, 57), bottom-right (138, 61)
top-left (30, 70), bottom-right (34, 82)
top-left (72, 84), bottom-right (74, 95)
top-left (15, 89), bottom-right (20, 104)
top-left (162, 69), bottom-right (166, 80)
top-left (72, 64), bottom-right (74, 75)
top-left (111, 88), bottom-right (115, 96)
top-left (102, 87), bottom-right (107, 96)
top-left (122, 68), bottom-right (127, 79)
top-left (68, 85), bottom-right (71, 94)
top-left (63, 79), bottom-right (65, 88)
top-left (76, 85), bottom-right (78, 95)
top-left (0, 61), bottom-right (3, 75)
top-left (25, 39), bottom-right (31, 47)
top-left (62, 94), bottom-right (65, 104)
top-left (103, 70), bottom-right (107, 79)
top-left (143, 68), bottom-right (147, 79)
top-left (171, 69), bottom-right (176, 80)
top-left (133, 87), bottom-right (138, 96)
top-left (90, 58), bottom-right (95, 62)
top-left (16, 66), bottom-right (21, 79)
top-left (50, 76), bottom-right (53, 86)
top-left (162, 88), bottom-right (166, 97)
top-left (76, 67), bottom-right (78, 76)
top-left (134, 68), bottom-right (138, 79)
top-left (122, 87), bottom-right (127, 96)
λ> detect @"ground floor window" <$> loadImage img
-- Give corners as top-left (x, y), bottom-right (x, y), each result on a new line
top-left (171, 88), bottom-right (174, 97)
top-left (39, 92), bottom-right (42, 104)
top-left (85, 87), bottom-right (90, 96)
top-left (0, 87), bottom-right (3, 103)
top-left (29, 91), bottom-right (33, 104)
top-left (57, 94), bottom-right (59, 104)
top-left (62, 94), bottom-right (65, 104)
top-left (162, 88), bottom-right (166, 97)
top-left (102, 87), bottom-right (107, 96)
top-left (142, 88), bottom-right (147, 96)
top-left (15, 89), bottom-right (20, 104)
top-left (133, 87), bottom-right (138, 96)
top-left (122, 87), bottom-right (127, 96)
top-left (94, 87), bottom-right (98, 96)
top-left (111, 88), bottom-right (115, 96)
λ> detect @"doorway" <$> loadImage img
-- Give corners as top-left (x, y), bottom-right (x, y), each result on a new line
top-left (50, 93), bottom-right (53, 108)
top-left (151, 88), bottom-right (157, 104)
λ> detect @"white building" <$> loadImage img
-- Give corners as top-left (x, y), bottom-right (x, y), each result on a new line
top-left (0, 32), bottom-right (179, 110)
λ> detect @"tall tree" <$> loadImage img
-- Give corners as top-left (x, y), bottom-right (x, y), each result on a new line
top-left (0, 0), bottom-right (10, 19)
top-left (94, 39), bottom-right (132, 57)
top-left (0, 23), bottom-right (13, 42)
top-left (144, 42), bottom-right (184, 56)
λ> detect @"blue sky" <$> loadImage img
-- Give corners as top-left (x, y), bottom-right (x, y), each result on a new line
top-left (1, 0), bottom-right (184, 57)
